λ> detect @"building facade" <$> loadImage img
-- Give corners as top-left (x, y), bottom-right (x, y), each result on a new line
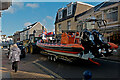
top-left (55, 2), bottom-right (94, 35)
top-left (76, 1), bottom-right (120, 44)
top-left (13, 31), bottom-right (20, 43)
top-left (19, 22), bottom-right (47, 41)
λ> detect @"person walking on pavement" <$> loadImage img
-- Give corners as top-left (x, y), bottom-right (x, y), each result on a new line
top-left (9, 44), bottom-right (21, 72)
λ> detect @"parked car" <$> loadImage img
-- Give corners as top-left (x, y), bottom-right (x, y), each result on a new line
top-left (18, 45), bottom-right (26, 58)
top-left (7, 44), bottom-right (26, 59)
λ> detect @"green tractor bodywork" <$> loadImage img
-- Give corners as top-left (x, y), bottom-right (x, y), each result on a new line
top-left (23, 36), bottom-right (41, 54)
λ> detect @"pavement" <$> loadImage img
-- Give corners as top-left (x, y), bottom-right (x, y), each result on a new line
top-left (1, 49), bottom-right (53, 79)
top-left (1, 50), bottom-right (11, 80)
top-left (1, 46), bottom-right (120, 79)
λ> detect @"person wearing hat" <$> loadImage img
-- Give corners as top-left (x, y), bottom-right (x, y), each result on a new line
top-left (9, 44), bottom-right (21, 72)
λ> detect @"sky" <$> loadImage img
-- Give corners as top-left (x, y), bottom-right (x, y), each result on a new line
top-left (1, 1), bottom-right (106, 36)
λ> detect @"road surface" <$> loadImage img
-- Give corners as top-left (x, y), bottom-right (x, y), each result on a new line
top-left (2, 49), bottom-right (120, 79)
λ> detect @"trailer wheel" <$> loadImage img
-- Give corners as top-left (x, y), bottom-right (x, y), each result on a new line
top-left (50, 56), bottom-right (53, 61)
top-left (53, 57), bottom-right (57, 62)
top-left (48, 56), bottom-right (50, 60)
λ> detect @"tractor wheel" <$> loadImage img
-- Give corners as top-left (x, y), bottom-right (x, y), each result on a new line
top-left (30, 44), bottom-right (33, 54)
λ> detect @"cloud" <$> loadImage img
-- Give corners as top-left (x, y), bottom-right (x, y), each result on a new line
top-left (41, 16), bottom-right (55, 32)
top-left (13, 2), bottom-right (24, 8)
top-left (41, 16), bottom-right (53, 26)
top-left (46, 16), bottom-right (53, 20)
top-left (52, 28), bottom-right (55, 32)
top-left (24, 22), bottom-right (32, 27)
top-left (26, 3), bottom-right (39, 8)
top-left (41, 19), bottom-right (47, 26)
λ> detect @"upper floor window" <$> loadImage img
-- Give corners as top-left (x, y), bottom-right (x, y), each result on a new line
top-left (58, 10), bottom-right (63, 19)
top-left (104, 7), bottom-right (118, 23)
top-left (67, 21), bottom-right (71, 30)
top-left (67, 4), bottom-right (73, 16)
top-left (58, 24), bottom-right (62, 33)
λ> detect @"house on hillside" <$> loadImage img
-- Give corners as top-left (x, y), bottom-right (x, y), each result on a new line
top-left (19, 22), bottom-right (47, 41)
top-left (55, 1), bottom-right (94, 35)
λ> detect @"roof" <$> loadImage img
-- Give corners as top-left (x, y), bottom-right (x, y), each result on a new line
top-left (19, 22), bottom-right (38, 33)
top-left (55, 1), bottom-right (95, 24)
top-left (76, 1), bottom-right (94, 7)
top-left (94, 2), bottom-right (117, 11)
top-left (55, 3), bottom-right (77, 24)
top-left (75, 10), bottom-right (88, 21)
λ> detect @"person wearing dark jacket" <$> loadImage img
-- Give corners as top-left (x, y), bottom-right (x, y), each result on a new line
top-left (9, 44), bottom-right (21, 72)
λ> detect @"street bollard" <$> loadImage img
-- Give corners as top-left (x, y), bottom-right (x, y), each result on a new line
top-left (83, 70), bottom-right (92, 80)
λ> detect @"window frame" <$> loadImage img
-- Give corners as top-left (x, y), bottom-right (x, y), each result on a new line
top-left (67, 20), bottom-right (71, 30)
top-left (58, 24), bottom-right (62, 33)
top-left (58, 10), bottom-right (63, 19)
top-left (104, 6), bottom-right (118, 24)
top-left (67, 4), bottom-right (73, 16)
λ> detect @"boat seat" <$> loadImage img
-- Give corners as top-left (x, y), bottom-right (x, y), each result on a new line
top-left (68, 34), bottom-right (75, 44)
top-left (61, 32), bottom-right (69, 44)
top-left (75, 32), bottom-right (80, 44)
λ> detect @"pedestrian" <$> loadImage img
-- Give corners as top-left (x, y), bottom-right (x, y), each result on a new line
top-left (9, 44), bottom-right (21, 72)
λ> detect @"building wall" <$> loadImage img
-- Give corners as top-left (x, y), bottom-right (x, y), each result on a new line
top-left (28, 22), bottom-right (43, 37)
top-left (55, 2), bottom-right (93, 35)
top-left (118, 2), bottom-right (120, 24)
top-left (20, 22), bottom-right (47, 41)
top-left (77, 2), bottom-right (120, 30)
top-left (13, 32), bottom-right (20, 43)
top-left (0, 12), bottom-right (1, 17)
top-left (56, 17), bottom-right (77, 34)
top-left (0, 1), bottom-right (11, 10)
top-left (76, 2), bottom-right (120, 44)
top-left (20, 32), bottom-right (23, 41)
top-left (75, 3), bottom-right (93, 16)
top-left (100, 2), bottom-right (120, 26)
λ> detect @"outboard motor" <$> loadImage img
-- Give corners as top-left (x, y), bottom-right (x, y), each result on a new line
top-left (81, 29), bottom-right (96, 55)
top-left (92, 29), bottom-right (112, 57)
